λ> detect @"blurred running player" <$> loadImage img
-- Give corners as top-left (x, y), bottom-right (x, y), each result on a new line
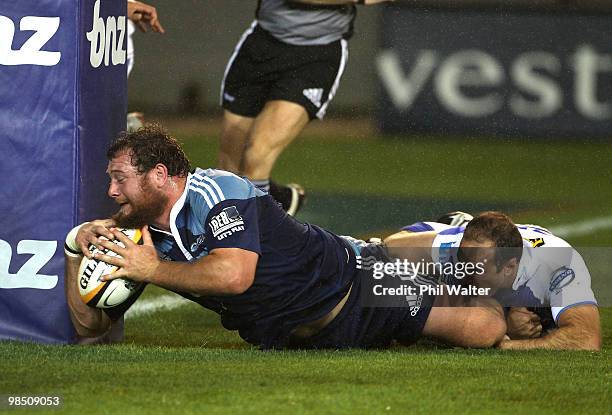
top-left (218, 0), bottom-right (393, 216)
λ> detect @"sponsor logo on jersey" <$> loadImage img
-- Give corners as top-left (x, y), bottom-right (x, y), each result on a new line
top-left (190, 234), bottom-right (205, 252)
top-left (527, 237), bottom-right (545, 248)
top-left (209, 206), bottom-right (245, 240)
top-left (303, 88), bottom-right (324, 108)
top-left (550, 266), bottom-right (575, 294)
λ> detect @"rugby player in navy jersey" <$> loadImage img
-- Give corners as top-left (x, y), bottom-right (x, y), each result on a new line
top-left (65, 125), bottom-right (505, 349)
top-left (392, 212), bottom-right (601, 350)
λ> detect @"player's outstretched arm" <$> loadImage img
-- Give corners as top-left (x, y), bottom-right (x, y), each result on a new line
top-left (96, 227), bottom-right (258, 296)
top-left (499, 305), bottom-right (601, 351)
top-left (383, 230), bottom-right (438, 263)
top-left (64, 251), bottom-right (112, 338)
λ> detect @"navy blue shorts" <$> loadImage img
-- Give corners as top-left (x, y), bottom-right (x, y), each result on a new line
top-left (287, 243), bottom-right (435, 349)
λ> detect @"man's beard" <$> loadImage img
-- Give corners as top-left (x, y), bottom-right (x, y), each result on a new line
top-left (112, 179), bottom-right (168, 229)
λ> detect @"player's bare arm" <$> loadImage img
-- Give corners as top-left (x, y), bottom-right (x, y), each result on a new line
top-left (499, 304), bottom-right (601, 351)
top-left (96, 227), bottom-right (258, 296)
top-left (383, 230), bottom-right (437, 263)
top-left (127, 0), bottom-right (165, 33)
top-left (423, 295), bottom-right (507, 348)
top-left (64, 251), bottom-right (111, 337)
top-left (506, 307), bottom-right (543, 339)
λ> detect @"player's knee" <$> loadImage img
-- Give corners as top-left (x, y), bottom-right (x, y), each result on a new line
top-left (217, 150), bottom-right (241, 174)
top-left (241, 139), bottom-right (280, 175)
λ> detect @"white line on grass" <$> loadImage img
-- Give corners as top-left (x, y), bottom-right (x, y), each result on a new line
top-left (125, 214), bottom-right (612, 319)
top-left (125, 294), bottom-right (191, 319)
top-left (549, 214), bottom-right (612, 238)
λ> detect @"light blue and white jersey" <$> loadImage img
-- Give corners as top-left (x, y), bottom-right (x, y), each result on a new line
top-left (150, 168), bottom-right (264, 262)
top-left (422, 223), bottom-right (598, 324)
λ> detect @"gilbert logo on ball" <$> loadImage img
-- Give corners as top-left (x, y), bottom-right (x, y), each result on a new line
top-left (78, 228), bottom-right (143, 308)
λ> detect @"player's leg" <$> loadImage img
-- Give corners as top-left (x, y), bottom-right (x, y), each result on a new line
top-left (218, 21), bottom-right (263, 173)
top-left (421, 294), bottom-right (506, 348)
top-left (241, 100), bottom-right (309, 180)
top-left (243, 38), bottom-right (348, 213)
top-left (240, 100), bottom-right (309, 214)
top-left (217, 110), bottom-right (254, 174)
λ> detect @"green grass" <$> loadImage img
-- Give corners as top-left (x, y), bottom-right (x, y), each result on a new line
top-left (0, 339), bottom-right (609, 415)
top-left (1, 128), bottom-right (611, 414)
top-left (181, 131), bottom-right (612, 243)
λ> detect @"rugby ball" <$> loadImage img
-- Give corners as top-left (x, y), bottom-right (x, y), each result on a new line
top-left (78, 228), bottom-right (144, 309)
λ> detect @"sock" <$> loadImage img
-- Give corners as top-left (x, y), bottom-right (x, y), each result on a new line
top-left (251, 179), bottom-right (270, 193)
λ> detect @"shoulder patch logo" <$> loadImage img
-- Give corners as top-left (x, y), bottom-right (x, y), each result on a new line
top-left (550, 266), bottom-right (575, 294)
top-left (208, 206), bottom-right (245, 240)
top-left (303, 88), bottom-right (323, 108)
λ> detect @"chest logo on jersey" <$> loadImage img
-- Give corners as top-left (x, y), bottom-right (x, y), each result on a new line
top-left (526, 237), bottom-right (545, 248)
top-left (209, 206), bottom-right (245, 240)
top-left (190, 234), bottom-right (205, 253)
top-left (550, 266), bottom-right (575, 294)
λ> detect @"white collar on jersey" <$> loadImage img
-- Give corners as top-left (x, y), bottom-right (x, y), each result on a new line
top-left (149, 172), bottom-right (194, 260)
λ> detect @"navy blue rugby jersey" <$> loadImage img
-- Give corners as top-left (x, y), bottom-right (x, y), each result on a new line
top-left (149, 168), bottom-right (357, 348)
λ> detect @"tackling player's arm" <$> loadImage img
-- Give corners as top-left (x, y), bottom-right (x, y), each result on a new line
top-left (499, 304), bottom-right (601, 350)
top-left (96, 227), bottom-right (258, 296)
top-left (383, 230), bottom-right (437, 263)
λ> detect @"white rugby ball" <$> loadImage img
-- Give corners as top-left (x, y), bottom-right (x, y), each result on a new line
top-left (78, 228), bottom-right (144, 309)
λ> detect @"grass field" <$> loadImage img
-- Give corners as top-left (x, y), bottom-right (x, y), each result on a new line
top-left (1, 121), bottom-right (610, 414)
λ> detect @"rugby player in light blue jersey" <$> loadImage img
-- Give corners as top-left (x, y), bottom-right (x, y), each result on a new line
top-left (64, 125), bottom-right (505, 350)
top-left (392, 212), bottom-right (601, 350)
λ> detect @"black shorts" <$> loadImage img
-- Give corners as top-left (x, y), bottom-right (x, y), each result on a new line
top-left (287, 243), bottom-right (435, 349)
top-left (220, 22), bottom-right (348, 120)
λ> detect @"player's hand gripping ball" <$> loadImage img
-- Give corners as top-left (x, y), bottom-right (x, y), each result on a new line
top-left (78, 228), bottom-right (144, 308)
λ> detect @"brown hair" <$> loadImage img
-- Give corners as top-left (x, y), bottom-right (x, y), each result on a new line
top-left (107, 124), bottom-right (191, 177)
top-left (463, 211), bottom-right (523, 270)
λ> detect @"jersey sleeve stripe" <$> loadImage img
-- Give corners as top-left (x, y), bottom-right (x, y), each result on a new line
top-left (192, 173), bottom-right (227, 202)
top-left (402, 222), bottom-right (435, 232)
top-left (202, 176), bottom-right (226, 201)
top-left (188, 185), bottom-right (214, 209)
top-left (191, 173), bottom-right (225, 203)
top-left (552, 301), bottom-right (598, 324)
top-left (193, 179), bottom-right (220, 204)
